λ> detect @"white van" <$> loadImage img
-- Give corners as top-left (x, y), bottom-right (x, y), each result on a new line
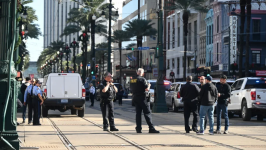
top-left (41, 73), bottom-right (86, 117)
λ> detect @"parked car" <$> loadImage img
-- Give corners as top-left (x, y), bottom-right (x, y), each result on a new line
top-left (227, 77), bottom-right (266, 121)
top-left (113, 83), bottom-right (128, 100)
top-left (41, 73), bottom-right (86, 117)
top-left (166, 82), bottom-right (200, 112)
top-left (144, 80), bottom-right (172, 109)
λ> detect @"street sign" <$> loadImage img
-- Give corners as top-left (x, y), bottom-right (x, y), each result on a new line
top-left (92, 76), bottom-right (95, 79)
top-left (87, 64), bottom-right (90, 66)
top-left (138, 47), bottom-right (150, 50)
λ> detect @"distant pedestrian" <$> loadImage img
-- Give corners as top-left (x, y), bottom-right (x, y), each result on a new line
top-left (117, 85), bottom-right (124, 106)
top-left (215, 75), bottom-right (231, 134)
top-left (22, 78), bottom-right (34, 124)
top-left (99, 72), bottom-right (119, 131)
top-left (33, 80), bottom-right (44, 125)
top-left (85, 78), bottom-right (90, 101)
top-left (89, 83), bottom-right (95, 106)
top-left (180, 76), bottom-right (200, 133)
top-left (198, 76), bottom-right (218, 135)
top-left (130, 68), bottom-right (159, 133)
top-left (199, 76), bottom-right (207, 130)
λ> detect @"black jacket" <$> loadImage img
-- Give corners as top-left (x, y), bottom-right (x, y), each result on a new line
top-left (180, 82), bottom-right (200, 103)
top-left (20, 82), bottom-right (29, 102)
top-left (199, 82), bottom-right (218, 106)
top-left (100, 80), bottom-right (116, 101)
top-left (131, 75), bottom-right (148, 96)
top-left (216, 83), bottom-right (231, 104)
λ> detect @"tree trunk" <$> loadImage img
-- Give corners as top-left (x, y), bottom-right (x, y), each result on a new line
top-left (239, 0), bottom-right (246, 78)
top-left (245, 0), bottom-right (251, 77)
top-left (119, 42), bottom-right (122, 84)
top-left (183, 12), bottom-right (189, 81)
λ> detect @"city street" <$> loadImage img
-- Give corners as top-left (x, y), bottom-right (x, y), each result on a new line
top-left (17, 96), bottom-right (266, 150)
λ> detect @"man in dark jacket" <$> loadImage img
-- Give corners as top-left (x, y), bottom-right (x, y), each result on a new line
top-left (21, 77), bottom-right (31, 123)
top-left (180, 76), bottom-right (200, 133)
top-left (198, 76), bottom-right (218, 135)
top-left (215, 75), bottom-right (231, 134)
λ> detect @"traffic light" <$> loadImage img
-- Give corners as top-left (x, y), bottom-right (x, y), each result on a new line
top-left (91, 71), bottom-right (94, 75)
top-left (95, 65), bottom-right (98, 73)
top-left (132, 48), bottom-right (134, 51)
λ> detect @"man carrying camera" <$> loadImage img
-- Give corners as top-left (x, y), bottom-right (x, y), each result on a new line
top-left (100, 72), bottom-right (119, 132)
top-left (215, 75), bottom-right (231, 134)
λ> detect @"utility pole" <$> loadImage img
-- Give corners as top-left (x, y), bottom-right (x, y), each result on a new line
top-left (91, 16), bottom-right (96, 87)
top-left (107, 0), bottom-right (112, 73)
top-left (153, 0), bottom-right (168, 113)
top-left (138, 0), bottom-right (141, 68)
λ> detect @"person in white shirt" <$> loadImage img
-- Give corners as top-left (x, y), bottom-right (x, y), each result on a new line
top-left (89, 83), bottom-right (95, 106)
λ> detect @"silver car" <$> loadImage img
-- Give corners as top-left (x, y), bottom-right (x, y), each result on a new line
top-left (166, 82), bottom-right (200, 112)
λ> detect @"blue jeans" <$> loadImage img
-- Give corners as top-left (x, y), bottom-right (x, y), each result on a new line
top-left (199, 105), bottom-right (215, 133)
top-left (216, 104), bottom-right (229, 131)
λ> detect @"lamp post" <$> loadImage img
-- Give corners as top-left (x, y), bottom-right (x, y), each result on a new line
top-left (101, 0), bottom-right (119, 73)
top-left (153, 0), bottom-right (168, 113)
top-left (70, 38), bottom-right (79, 73)
top-left (91, 14), bottom-right (96, 86)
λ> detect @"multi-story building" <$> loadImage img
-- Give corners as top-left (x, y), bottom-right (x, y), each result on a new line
top-left (112, 0), bottom-right (159, 84)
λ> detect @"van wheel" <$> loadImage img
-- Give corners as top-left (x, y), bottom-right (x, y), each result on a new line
top-left (78, 105), bottom-right (85, 117)
top-left (71, 109), bottom-right (77, 115)
top-left (42, 106), bottom-right (48, 117)
top-left (172, 100), bottom-right (178, 112)
top-left (241, 101), bottom-right (251, 121)
top-left (257, 114), bottom-right (264, 121)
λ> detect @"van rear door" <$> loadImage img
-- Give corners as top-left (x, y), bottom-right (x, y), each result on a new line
top-left (50, 76), bottom-right (65, 98)
top-left (64, 76), bottom-right (80, 98)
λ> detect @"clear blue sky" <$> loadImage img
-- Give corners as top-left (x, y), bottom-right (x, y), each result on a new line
top-left (25, 0), bottom-right (44, 62)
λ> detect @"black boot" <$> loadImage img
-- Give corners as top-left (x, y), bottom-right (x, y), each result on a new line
top-left (149, 129), bottom-right (160, 133)
top-left (110, 127), bottom-right (119, 131)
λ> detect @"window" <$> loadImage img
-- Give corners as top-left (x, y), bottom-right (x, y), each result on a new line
top-left (212, 24), bottom-right (213, 43)
top-left (208, 26), bottom-right (211, 44)
top-left (194, 21), bottom-right (197, 46)
top-left (167, 59), bottom-right (170, 69)
top-left (217, 43), bottom-right (219, 62)
top-left (172, 22), bottom-right (175, 48)
top-left (172, 58), bottom-right (175, 68)
top-left (253, 19), bottom-right (260, 40)
top-left (188, 23), bottom-right (191, 49)
top-left (217, 16), bottom-right (219, 33)
top-left (252, 51), bottom-right (261, 64)
top-left (178, 27), bottom-right (180, 47)
top-left (245, 79), bottom-right (266, 89)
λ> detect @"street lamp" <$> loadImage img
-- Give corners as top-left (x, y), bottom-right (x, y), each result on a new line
top-left (70, 38), bottom-right (79, 73)
top-left (90, 14), bottom-right (97, 86)
top-left (101, 0), bottom-right (119, 73)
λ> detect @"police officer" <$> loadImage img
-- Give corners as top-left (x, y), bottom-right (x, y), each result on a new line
top-left (131, 68), bottom-right (159, 133)
top-left (33, 80), bottom-right (44, 125)
top-left (100, 72), bottom-right (119, 131)
top-left (23, 78), bottom-right (35, 124)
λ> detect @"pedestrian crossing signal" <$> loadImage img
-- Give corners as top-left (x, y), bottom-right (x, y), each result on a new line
top-left (91, 71), bottom-right (94, 75)
top-left (132, 48), bottom-right (134, 51)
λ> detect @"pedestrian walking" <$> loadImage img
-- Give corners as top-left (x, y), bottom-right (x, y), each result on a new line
top-left (215, 75), bottom-right (231, 134)
top-left (32, 80), bottom-right (44, 125)
top-left (85, 78), bottom-right (90, 101)
top-left (180, 76), bottom-right (200, 133)
top-left (198, 76), bottom-right (218, 135)
top-left (89, 83), bottom-right (95, 106)
top-left (199, 76), bottom-right (207, 130)
top-left (99, 72), bottom-right (119, 131)
top-left (117, 85), bottom-right (124, 106)
top-left (130, 68), bottom-right (159, 133)
top-left (22, 78), bottom-right (34, 124)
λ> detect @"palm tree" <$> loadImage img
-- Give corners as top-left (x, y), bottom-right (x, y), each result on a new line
top-left (166, 0), bottom-right (208, 80)
top-left (96, 42), bottom-right (108, 78)
top-left (112, 30), bottom-right (131, 84)
top-left (245, 0), bottom-right (251, 77)
top-left (124, 19), bottom-right (157, 68)
top-left (239, 0), bottom-right (246, 78)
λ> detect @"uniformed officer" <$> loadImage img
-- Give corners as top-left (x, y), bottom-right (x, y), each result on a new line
top-left (23, 79), bottom-right (35, 124)
top-left (131, 68), bottom-right (159, 133)
top-left (33, 80), bottom-right (44, 125)
top-left (100, 72), bottom-right (119, 131)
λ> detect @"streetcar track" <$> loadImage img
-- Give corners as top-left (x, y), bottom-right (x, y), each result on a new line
top-left (47, 118), bottom-right (77, 150)
top-left (86, 102), bottom-right (246, 150)
top-left (82, 117), bottom-right (149, 150)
